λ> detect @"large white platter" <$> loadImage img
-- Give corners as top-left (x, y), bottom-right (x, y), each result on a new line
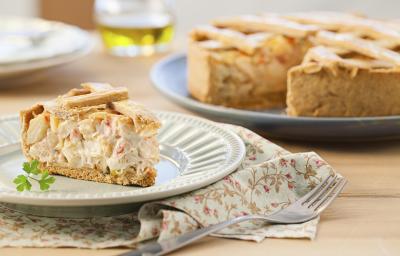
top-left (0, 112), bottom-right (245, 209)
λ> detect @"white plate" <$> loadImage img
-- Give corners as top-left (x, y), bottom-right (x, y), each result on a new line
top-left (0, 112), bottom-right (245, 209)
top-left (0, 17), bottom-right (91, 64)
top-left (0, 17), bottom-right (93, 86)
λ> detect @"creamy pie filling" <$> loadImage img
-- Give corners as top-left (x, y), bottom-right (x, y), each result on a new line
top-left (191, 36), bottom-right (309, 109)
top-left (26, 111), bottom-right (159, 176)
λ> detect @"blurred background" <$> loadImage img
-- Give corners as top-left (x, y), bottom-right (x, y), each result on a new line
top-left (1, 0), bottom-right (400, 35)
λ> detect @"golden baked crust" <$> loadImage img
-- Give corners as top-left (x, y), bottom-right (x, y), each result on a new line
top-left (189, 12), bottom-right (400, 115)
top-left (287, 24), bottom-right (400, 117)
top-left (60, 87), bottom-right (129, 109)
top-left (109, 100), bottom-right (161, 133)
top-left (20, 83), bottom-right (160, 187)
top-left (41, 163), bottom-right (156, 187)
top-left (20, 104), bottom-right (44, 159)
top-left (213, 15), bottom-right (318, 38)
top-left (287, 64), bottom-right (400, 117)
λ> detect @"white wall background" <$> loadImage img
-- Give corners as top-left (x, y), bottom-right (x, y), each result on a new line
top-left (174, 0), bottom-right (400, 35)
top-left (0, 0), bottom-right (38, 17)
top-left (0, 0), bottom-right (399, 36)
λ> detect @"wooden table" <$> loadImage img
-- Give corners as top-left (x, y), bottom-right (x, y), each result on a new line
top-left (1, 46), bottom-right (400, 256)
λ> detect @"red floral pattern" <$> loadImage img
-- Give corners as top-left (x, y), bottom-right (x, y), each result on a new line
top-left (0, 124), bottom-right (336, 248)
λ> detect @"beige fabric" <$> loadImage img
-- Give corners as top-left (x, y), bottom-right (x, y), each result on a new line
top-left (0, 124), bottom-right (336, 248)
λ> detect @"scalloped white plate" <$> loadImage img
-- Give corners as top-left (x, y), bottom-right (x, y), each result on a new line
top-left (0, 112), bottom-right (245, 210)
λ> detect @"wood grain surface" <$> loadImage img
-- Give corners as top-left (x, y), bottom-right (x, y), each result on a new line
top-left (0, 42), bottom-right (399, 256)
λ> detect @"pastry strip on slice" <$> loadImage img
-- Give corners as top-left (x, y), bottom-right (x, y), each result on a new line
top-left (60, 87), bottom-right (129, 109)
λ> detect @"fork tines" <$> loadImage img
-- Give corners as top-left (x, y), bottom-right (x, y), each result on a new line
top-left (301, 174), bottom-right (347, 212)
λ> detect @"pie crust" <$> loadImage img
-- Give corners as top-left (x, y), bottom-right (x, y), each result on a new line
top-left (188, 12), bottom-right (400, 116)
top-left (20, 83), bottom-right (160, 187)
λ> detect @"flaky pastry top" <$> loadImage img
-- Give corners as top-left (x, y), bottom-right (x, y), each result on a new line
top-left (190, 12), bottom-right (400, 70)
top-left (25, 82), bottom-right (161, 132)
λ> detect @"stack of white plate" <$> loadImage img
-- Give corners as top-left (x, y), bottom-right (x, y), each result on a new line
top-left (0, 17), bottom-right (93, 87)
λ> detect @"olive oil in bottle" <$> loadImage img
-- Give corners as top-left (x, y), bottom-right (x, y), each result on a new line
top-left (97, 14), bottom-right (174, 56)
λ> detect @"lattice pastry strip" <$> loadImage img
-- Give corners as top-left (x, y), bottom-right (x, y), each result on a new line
top-left (283, 12), bottom-right (400, 44)
top-left (59, 87), bottom-right (129, 109)
top-left (54, 83), bottom-right (159, 129)
top-left (303, 46), bottom-right (394, 70)
top-left (314, 31), bottom-right (400, 66)
top-left (190, 25), bottom-right (273, 54)
top-left (212, 15), bottom-right (319, 38)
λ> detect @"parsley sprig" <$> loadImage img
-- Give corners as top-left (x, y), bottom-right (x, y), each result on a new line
top-left (13, 160), bottom-right (56, 192)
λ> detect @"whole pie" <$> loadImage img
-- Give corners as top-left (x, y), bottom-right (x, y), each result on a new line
top-left (188, 12), bottom-right (400, 117)
top-left (20, 83), bottom-right (160, 187)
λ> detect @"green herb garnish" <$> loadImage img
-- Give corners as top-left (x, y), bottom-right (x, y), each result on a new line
top-left (13, 160), bottom-right (56, 192)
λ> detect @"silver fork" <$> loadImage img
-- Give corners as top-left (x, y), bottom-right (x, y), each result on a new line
top-left (119, 174), bottom-right (347, 256)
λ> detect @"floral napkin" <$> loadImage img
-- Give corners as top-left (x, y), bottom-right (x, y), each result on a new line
top-left (0, 124), bottom-right (335, 248)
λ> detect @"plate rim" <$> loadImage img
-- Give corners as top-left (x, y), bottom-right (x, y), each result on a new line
top-left (0, 111), bottom-right (246, 206)
top-left (150, 53), bottom-right (400, 124)
top-left (0, 39), bottom-right (94, 75)
top-left (0, 16), bottom-right (94, 68)
top-left (0, 34), bottom-right (94, 77)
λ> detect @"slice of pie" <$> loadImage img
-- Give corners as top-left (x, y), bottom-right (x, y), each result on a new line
top-left (20, 83), bottom-right (161, 187)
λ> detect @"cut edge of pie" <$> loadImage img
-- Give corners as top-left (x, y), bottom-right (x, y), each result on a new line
top-left (20, 83), bottom-right (161, 187)
top-left (188, 19), bottom-right (311, 109)
top-left (287, 31), bottom-right (400, 117)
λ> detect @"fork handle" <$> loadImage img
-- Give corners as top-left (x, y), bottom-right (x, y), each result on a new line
top-left (119, 215), bottom-right (264, 256)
